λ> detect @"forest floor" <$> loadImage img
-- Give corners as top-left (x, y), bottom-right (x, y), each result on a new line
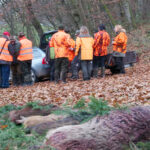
top-left (0, 24), bottom-right (150, 107)
top-left (0, 24), bottom-right (150, 150)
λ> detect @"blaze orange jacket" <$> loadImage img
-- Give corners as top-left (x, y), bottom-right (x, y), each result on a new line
top-left (93, 30), bottom-right (110, 56)
top-left (113, 32), bottom-right (127, 54)
top-left (50, 30), bottom-right (73, 58)
top-left (67, 37), bottom-right (75, 62)
top-left (75, 36), bottom-right (94, 60)
top-left (18, 37), bottom-right (33, 61)
top-left (0, 37), bottom-right (12, 62)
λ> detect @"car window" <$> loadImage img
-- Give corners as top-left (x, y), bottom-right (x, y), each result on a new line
top-left (33, 49), bottom-right (42, 58)
top-left (43, 34), bottom-right (54, 44)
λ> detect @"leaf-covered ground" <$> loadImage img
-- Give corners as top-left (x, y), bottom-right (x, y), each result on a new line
top-left (1, 24), bottom-right (150, 107)
top-left (0, 56), bottom-right (150, 107)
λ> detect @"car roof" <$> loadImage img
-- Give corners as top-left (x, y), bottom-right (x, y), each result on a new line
top-left (43, 30), bottom-right (57, 35)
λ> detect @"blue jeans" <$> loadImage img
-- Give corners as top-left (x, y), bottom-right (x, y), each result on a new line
top-left (0, 64), bottom-right (10, 88)
top-left (81, 60), bottom-right (93, 80)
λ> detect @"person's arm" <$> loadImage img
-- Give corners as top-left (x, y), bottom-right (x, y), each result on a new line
top-left (75, 37), bottom-right (81, 56)
top-left (113, 33), bottom-right (125, 46)
top-left (8, 44), bottom-right (13, 56)
top-left (93, 33), bottom-right (101, 49)
top-left (15, 41), bottom-right (21, 58)
top-left (69, 38), bottom-right (75, 50)
top-left (107, 33), bottom-right (110, 46)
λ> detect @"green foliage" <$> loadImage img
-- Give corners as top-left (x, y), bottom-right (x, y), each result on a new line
top-left (0, 105), bottom-right (45, 149)
top-left (26, 101), bottom-right (54, 110)
top-left (73, 98), bottom-right (86, 109)
top-left (136, 142), bottom-right (150, 150)
top-left (124, 142), bottom-right (150, 150)
top-left (0, 97), bottom-right (148, 149)
top-left (113, 103), bottom-right (129, 111)
top-left (88, 96), bottom-right (112, 116)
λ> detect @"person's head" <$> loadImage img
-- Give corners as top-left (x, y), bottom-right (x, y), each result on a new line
top-left (10, 36), bottom-right (16, 44)
top-left (75, 30), bottom-right (80, 37)
top-left (58, 25), bottom-right (64, 31)
top-left (114, 25), bottom-right (126, 34)
top-left (99, 24), bottom-right (106, 31)
top-left (80, 26), bottom-right (89, 36)
top-left (18, 32), bottom-right (25, 39)
top-left (3, 31), bottom-right (10, 38)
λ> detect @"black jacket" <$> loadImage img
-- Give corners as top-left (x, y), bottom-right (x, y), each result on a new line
top-left (8, 41), bottom-right (21, 63)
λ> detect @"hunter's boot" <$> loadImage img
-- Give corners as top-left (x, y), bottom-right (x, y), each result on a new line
top-left (71, 69), bottom-right (79, 79)
top-left (62, 73), bottom-right (67, 83)
top-left (101, 67), bottom-right (105, 77)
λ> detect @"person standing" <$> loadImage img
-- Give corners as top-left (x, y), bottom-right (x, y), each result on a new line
top-left (112, 25), bottom-right (127, 74)
top-left (50, 25), bottom-right (72, 83)
top-left (17, 33), bottom-right (33, 86)
top-left (8, 37), bottom-right (21, 86)
top-left (71, 30), bottom-right (81, 80)
top-left (93, 24), bottom-right (110, 77)
top-left (65, 29), bottom-right (75, 65)
top-left (75, 26), bottom-right (94, 81)
top-left (46, 39), bottom-right (55, 82)
top-left (0, 31), bottom-right (12, 88)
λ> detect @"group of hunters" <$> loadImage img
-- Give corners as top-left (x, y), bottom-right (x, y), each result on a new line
top-left (0, 24), bottom-right (127, 88)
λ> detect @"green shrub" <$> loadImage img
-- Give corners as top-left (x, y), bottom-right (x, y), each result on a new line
top-left (73, 98), bottom-right (86, 109)
top-left (26, 101), bottom-right (55, 110)
top-left (88, 96), bottom-right (112, 116)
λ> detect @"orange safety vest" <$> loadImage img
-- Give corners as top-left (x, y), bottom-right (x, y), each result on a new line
top-left (75, 36), bottom-right (94, 60)
top-left (18, 37), bottom-right (33, 61)
top-left (0, 37), bottom-right (12, 62)
top-left (113, 32), bottom-right (127, 54)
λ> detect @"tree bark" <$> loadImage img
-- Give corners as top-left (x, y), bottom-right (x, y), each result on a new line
top-left (121, 0), bottom-right (133, 28)
top-left (137, 0), bottom-right (144, 21)
top-left (24, 0), bottom-right (43, 38)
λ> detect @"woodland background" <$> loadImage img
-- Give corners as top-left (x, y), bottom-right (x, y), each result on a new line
top-left (0, 0), bottom-right (150, 45)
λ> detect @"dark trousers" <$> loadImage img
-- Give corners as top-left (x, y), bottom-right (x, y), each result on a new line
top-left (114, 57), bottom-right (125, 74)
top-left (0, 64), bottom-right (10, 88)
top-left (93, 56), bottom-right (106, 77)
top-left (55, 57), bottom-right (69, 82)
top-left (19, 60), bottom-right (32, 85)
top-left (49, 59), bottom-right (55, 81)
top-left (71, 56), bottom-right (81, 78)
top-left (81, 60), bottom-right (93, 80)
top-left (11, 63), bottom-right (21, 86)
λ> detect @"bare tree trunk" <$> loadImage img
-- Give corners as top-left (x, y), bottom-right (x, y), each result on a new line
top-left (137, 0), bottom-right (144, 21)
top-left (99, 0), bottom-right (116, 28)
top-left (24, 0), bottom-right (43, 38)
top-left (121, 0), bottom-right (133, 28)
top-left (78, 0), bottom-right (89, 27)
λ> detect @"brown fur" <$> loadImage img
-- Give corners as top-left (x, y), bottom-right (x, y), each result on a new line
top-left (44, 106), bottom-right (150, 150)
top-left (9, 105), bottom-right (59, 124)
top-left (29, 116), bottom-right (80, 135)
top-left (18, 114), bottom-right (67, 128)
